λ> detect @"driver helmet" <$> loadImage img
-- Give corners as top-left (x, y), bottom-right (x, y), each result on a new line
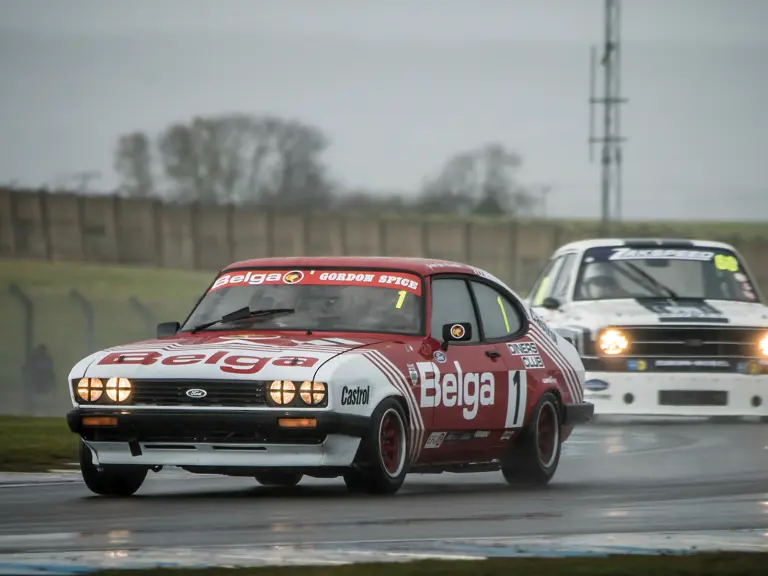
top-left (581, 261), bottom-right (623, 298)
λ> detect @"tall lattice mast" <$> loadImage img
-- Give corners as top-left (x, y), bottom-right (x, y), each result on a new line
top-left (589, 0), bottom-right (628, 235)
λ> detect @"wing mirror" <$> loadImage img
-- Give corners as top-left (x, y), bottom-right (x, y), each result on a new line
top-left (440, 322), bottom-right (473, 350)
top-left (157, 321), bottom-right (180, 338)
top-left (541, 297), bottom-right (561, 311)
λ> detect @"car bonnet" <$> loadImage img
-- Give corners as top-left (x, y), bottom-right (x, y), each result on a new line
top-left (78, 333), bottom-right (389, 382)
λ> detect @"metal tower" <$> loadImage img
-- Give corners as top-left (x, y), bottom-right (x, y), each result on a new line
top-left (589, 0), bottom-right (628, 235)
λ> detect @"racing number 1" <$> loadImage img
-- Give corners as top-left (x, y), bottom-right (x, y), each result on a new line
top-left (504, 370), bottom-right (528, 429)
top-left (395, 290), bottom-right (407, 309)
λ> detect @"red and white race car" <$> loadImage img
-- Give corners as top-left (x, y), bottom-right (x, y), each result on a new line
top-left (66, 257), bottom-right (593, 496)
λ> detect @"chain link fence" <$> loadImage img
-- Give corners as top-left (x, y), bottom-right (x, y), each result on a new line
top-left (0, 284), bottom-right (196, 417)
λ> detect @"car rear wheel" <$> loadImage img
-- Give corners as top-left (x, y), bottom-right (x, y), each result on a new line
top-left (79, 440), bottom-right (147, 497)
top-left (254, 472), bottom-right (303, 487)
top-left (343, 398), bottom-right (409, 495)
top-left (501, 392), bottom-right (562, 487)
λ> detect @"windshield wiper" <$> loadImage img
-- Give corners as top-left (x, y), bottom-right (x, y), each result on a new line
top-left (190, 307), bottom-right (296, 333)
top-left (620, 262), bottom-right (679, 299)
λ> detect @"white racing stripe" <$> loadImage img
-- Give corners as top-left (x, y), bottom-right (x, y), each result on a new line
top-left (362, 351), bottom-right (425, 464)
top-left (534, 325), bottom-right (583, 402)
top-left (528, 327), bottom-right (582, 403)
top-left (370, 350), bottom-right (426, 463)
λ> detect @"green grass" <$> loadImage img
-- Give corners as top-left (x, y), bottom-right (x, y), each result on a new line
top-left (0, 415), bottom-right (78, 472)
top-left (86, 553), bottom-right (768, 576)
top-left (0, 258), bottom-right (213, 416)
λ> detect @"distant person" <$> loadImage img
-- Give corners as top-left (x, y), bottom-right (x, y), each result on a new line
top-left (22, 344), bottom-right (55, 416)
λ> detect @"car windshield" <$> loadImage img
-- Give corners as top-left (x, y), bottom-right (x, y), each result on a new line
top-left (573, 246), bottom-right (760, 303)
top-left (181, 268), bottom-right (424, 335)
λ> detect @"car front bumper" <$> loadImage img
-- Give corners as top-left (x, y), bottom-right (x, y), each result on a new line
top-left (584, 371), bottom-right (768, 416)
top-left (67, 409), bottom-right (370, 469)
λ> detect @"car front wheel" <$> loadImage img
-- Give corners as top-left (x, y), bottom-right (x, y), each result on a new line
top-left (343, 398), bottom-right (409, 495)
top-left (501, 391), bottom-right (562, 487)
top-left (79, 440), bottom-right (147, 497)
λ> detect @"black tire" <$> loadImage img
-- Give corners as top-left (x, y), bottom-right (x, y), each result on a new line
top-left (501, 392), bottom-right (562, 487)
top-left (79, 440), bottom-right (147, 497)
top-left (254, 471), bottom-right (303, 487)
top-left (343, 398), bottom-right (409, 495)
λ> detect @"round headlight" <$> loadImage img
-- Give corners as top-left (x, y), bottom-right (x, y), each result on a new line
top-left (270, 380), bottom-right (296, 405)
top-left (300, 381), bottom-right (327, 405)
top-left (759, 333), bottom-right (768, 356)
top-left (76, 378), bottom-right (103, 402)
top-left (598, 328), bottom-right (629, 355)
top-left (106, 377), bottom-right (132, 403)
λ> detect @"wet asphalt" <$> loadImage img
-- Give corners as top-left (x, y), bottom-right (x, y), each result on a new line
top-left (0, 419), bottom-right (766, 554)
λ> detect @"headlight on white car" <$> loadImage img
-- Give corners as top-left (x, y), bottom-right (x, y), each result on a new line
top-left (269, 380), bottom-right (328, 407)
top-left (76, 378), bottom-right (104, 402)
top-left (759, 333), bottom-right (768, 357)
top-left (106, 377), bottom-right (132, 402)
top-left (300, 381), bottom-right (327, 405)
top-left (270, 380), bottom-right (296, 405)
top-left (76, 377), bottom-right (132, 403)
top-left (598, 328), bottom-right (630, 355)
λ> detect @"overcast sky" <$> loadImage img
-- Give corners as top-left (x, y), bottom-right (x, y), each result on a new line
top-left (1, 0), bottom-right (767, 220)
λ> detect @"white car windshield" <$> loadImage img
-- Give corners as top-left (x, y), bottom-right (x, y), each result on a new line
top-left (573, 246), bottom-right (759, 303)
top-left (181, 268), bottom-right (424, 335)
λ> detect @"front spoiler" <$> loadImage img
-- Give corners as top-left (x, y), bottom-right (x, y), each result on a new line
top-left (67, 408), bottom-right (371, 440)
top-left (583, 371), bottom-right (768, 416)
top-left (68, 408), bottom-right (371, 469)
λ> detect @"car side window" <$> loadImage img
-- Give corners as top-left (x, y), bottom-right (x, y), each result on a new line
top-left (528, 256), bottom-right (564, 306)
top-left (549, 253), bottom-right (578, 301)
top-left (470, 281), bottom-right (524, 340)
top-left (430, 278), bottom-right (480, 343)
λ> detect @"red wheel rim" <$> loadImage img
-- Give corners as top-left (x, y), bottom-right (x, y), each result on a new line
top-left (379, 410), bottom-right (403, 476)
top-left (537, 402), bottom-right (559, 467)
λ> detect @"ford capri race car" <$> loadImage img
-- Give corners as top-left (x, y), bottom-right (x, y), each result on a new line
top-left (527, 238), bottom-right (768, 419)
top-left (66, 256), bottom-right (593, 497)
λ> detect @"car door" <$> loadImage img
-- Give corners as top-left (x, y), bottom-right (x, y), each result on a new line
top-left (467, 279), bottom-right (535, 433)
top-left (420, 276), bottom-right (509, 457)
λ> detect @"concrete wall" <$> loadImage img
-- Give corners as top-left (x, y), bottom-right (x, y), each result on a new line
top-left (2, 187), bottom-right (767, 293)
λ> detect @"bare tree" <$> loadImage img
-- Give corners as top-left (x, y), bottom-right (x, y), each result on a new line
top-left (418, 142), bottom-right (539, 216)
top-left (114, 132), bottom-right (154, 198)
top-left (155, 114), bottom-right (333, 208)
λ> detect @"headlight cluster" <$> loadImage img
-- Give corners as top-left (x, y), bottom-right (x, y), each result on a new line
top-left (759, 333), bottom-right (768, 357)
top-left (76, 377), bottom-right (132, 404)
top-left (269, 380), bottom-right (327, 407)
top-left (598, 328), bottom-right (629, 355)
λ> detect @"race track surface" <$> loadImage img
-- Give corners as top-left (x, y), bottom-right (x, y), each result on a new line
top-left (0, 420), bottom-right (766, 558)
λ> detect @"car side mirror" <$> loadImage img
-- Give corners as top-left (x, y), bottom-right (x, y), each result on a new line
top-left (440, 322), bottom-right (472, 350)
top-left (157, 321), bottom-right (180, 338)
top-left (541, 297), bottom-right (561, 311)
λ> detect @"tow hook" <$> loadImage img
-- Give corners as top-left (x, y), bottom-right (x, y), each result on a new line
top-left (151, 466), bottom-right (163, 473)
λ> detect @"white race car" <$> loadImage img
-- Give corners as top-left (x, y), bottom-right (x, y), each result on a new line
top-left (527, 238), bottom-right (768, 420)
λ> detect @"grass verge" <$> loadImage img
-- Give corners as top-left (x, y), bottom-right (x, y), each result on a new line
top-left (87, 553), bottom-right (768, 576)
top-left (0, 415), bottom-right (78, 472)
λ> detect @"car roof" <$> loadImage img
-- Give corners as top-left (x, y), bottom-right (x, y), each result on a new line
top-left (222, 256), bottom-right (478, 277)
top-left (553, 237), bottom-right (737, 256)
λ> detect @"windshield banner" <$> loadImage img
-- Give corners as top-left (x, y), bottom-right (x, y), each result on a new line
top-left (210, 269), bottom-right (423, 295)
top-left (607, 248), bottom-right (715, 261)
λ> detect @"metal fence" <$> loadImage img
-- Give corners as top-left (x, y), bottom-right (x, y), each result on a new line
top-left (0, 284), bottom-right (194, 417)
